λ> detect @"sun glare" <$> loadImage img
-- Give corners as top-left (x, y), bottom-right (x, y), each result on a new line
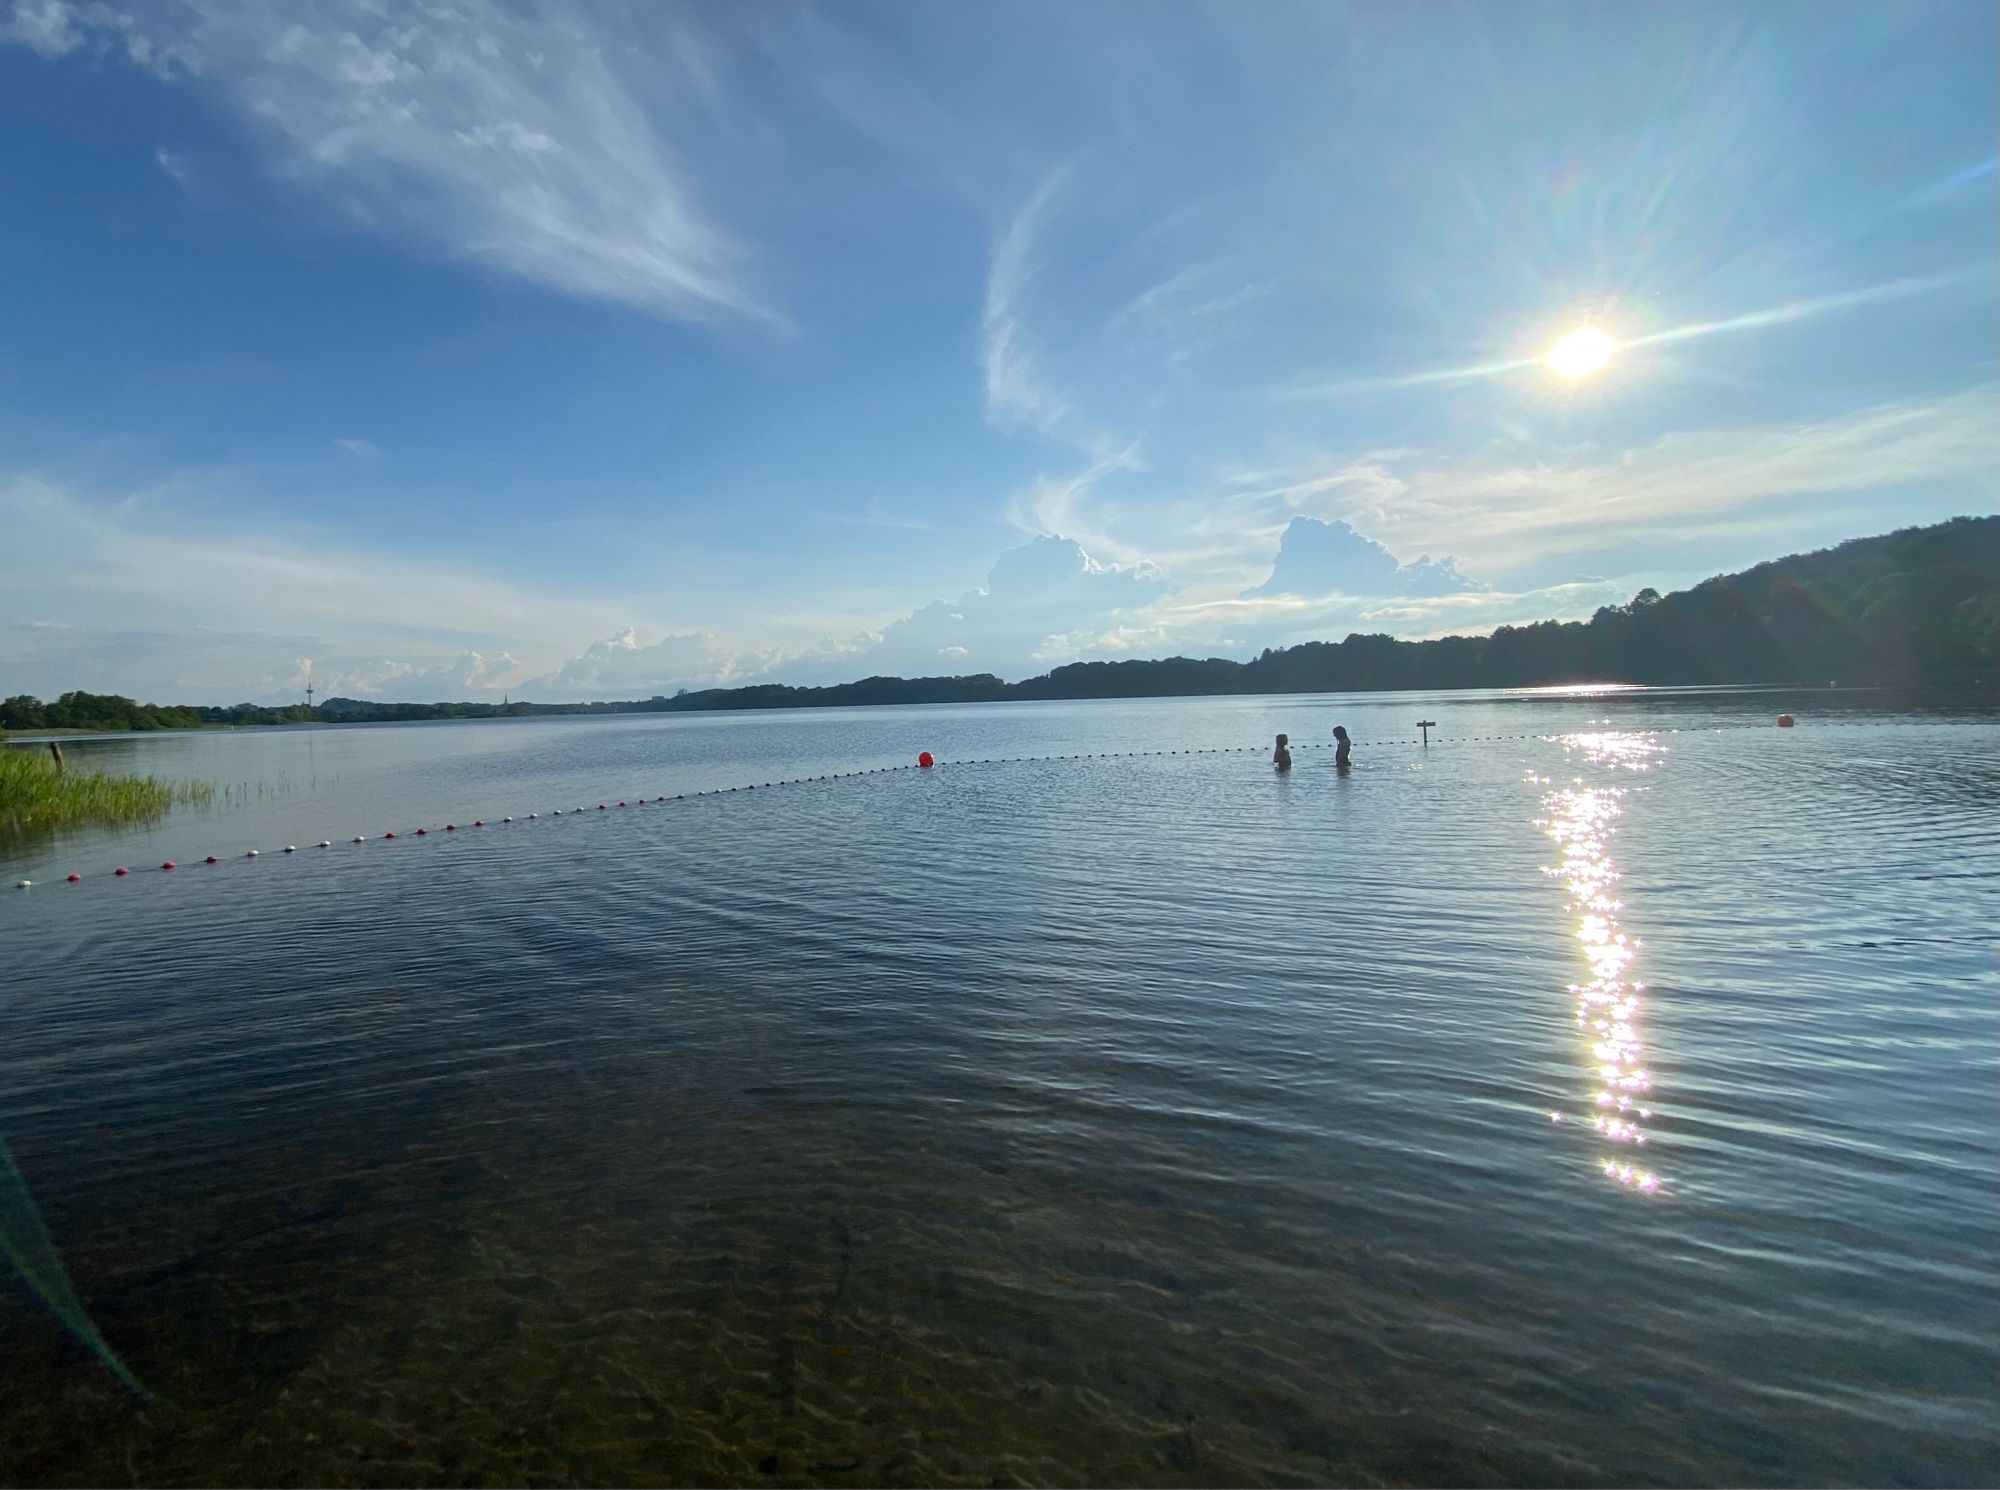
top-left (1546, 325), bottom-right (1615, 380)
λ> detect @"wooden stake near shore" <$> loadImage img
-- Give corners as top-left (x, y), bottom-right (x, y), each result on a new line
top-left (48, 741), bottom-right (64, 773)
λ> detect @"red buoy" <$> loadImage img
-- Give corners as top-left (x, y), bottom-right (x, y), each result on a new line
top-left (161, 861), bottom-right (175, 870)
top-left (1777, 714), bottom-right (1795, 728)
top-left (446, 823), bottom-right (456, 831)
top-left (385, 831), bottom-right (396, 839)
top-left (416, 828), bottom-right (428, 836)
top-left (205, 855), bottom-right (218, 864)
top-left (473, 819), bottom-right (484, 827)
top-left (598, 804), bottom-right (607, 811)
top-left (918, 751), bottom-right (935, 768)
top-left (66, 873), bottom-right (81, 882)
top-left (114, 867), bottom-right (129, 876)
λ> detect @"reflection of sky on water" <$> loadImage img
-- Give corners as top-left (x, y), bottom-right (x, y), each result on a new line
top-left (1535, 731), bottom-right (1665, 1194)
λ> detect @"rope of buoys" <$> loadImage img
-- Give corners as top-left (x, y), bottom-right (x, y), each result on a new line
top-left (13, 717), bottom-right (1990, 889)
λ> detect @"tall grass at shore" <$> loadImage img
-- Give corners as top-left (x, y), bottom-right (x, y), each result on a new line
top-left (0, 748), bottom-right (214, 836)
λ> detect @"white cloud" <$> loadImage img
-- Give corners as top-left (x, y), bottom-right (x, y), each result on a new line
top-left (154, 147), bottom-right (189, 185)
top-left (982, 167), bottom-right (1076, 440)
top-left (1112, 258), bottom-right (1274, 365)
top-left (1004, 446), bottom-right (1148, 564)
top-left (5, 1), bottom-right (773, 324)
top-left (1204, 387), bottom-right (1998, 585)
top-left (1168, 578), bottom-right (1633, 653)
top-left (528, 625), bottom-right (751, 699)
top-left (1383, 386), bottom-right (1997, 573)
top-left (2, 379), bottom-right (1989, 701)
top-left (0, 473), bottom-right (642, 699)
top-left (298, 649), bottom-right (528, 702)
top-left (0, 0), bottom-right (80, 57)
top-left (1246, 516), bottom-right (1483, 599)
top-left (0, 0), bottom-right (193, 75)
top-left (332, 436), bottom-right (380, 458)
top-left (825, 497), bottom-right (933, 534)
top-left (840, 533), bottom-right (1168, 680)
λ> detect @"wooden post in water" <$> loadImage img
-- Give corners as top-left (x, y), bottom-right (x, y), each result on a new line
top-left (1417, 720), bottom-right (1435, 746)
top-left (48, 741), bottom-right (64, 773)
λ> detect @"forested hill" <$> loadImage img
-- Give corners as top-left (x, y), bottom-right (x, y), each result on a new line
top-left (4, 517), bottom-right (1994, 732)
top-left (667, 515), bottom-right (2000, 707)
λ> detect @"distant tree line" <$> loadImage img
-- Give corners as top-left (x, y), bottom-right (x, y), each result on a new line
top-left (0, 693), bottom-right (571, 731)
top-left (3, 517), bottom-right (1993, 735)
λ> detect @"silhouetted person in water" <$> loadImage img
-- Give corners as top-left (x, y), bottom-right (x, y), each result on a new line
top-left (1273, 733), bottom-right (1292, 771)
top-left (1332, 725), bottom-right (1352, 770)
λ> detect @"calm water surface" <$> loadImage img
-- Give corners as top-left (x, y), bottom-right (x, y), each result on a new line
top-left (2, 690), bottom-right (1995, 1486)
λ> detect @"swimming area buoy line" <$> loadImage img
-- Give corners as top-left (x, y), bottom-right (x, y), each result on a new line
top-left (8, 717), bottom-right (1982, 891)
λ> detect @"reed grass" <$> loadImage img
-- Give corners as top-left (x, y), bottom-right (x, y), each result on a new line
top-left (0, 748), bottom-right (214, 836)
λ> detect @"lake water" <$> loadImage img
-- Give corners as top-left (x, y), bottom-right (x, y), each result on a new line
top-left (2, 688), bottom-right (1995, 1487)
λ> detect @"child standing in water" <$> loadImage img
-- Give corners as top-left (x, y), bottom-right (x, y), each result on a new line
top-left (1332, 725), bottom-right (1352, 770)
top-left (1273, 733), bottom-right (1293, 771)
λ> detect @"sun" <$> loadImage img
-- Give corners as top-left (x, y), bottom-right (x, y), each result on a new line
top-left (1546, 325), bottom-right (1615, 379)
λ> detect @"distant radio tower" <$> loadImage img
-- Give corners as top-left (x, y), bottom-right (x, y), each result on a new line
top-left (306, 671), bottom-right (315, 710)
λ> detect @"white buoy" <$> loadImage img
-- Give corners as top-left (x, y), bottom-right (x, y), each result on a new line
top-left (284, 845), bottom-right (297, 853)
top-left (502, 816), bottom-right (514, 823)
top-left (352, 835), bottom-right (366, 843)
top-left (318, 840), bottom-right (331, 848)
top-left (15, 879), bottom-right (30, 889)
top-left (527, 813), bottom-right (538, 819)
top-left (246, 849), bottom-right (259, 858)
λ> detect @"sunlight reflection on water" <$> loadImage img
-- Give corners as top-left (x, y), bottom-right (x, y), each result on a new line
top-left (1537, 731), bottom-right (1664, 1193)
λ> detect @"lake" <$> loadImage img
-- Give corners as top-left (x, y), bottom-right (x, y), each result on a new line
top-left (2, 688), bottom-right (1995, 1487)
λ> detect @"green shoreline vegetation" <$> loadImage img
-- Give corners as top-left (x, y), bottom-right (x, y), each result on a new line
top-left (2, 518), bottom-right (1994, 738)
top-left (0, 750), bottom-right (215, 838)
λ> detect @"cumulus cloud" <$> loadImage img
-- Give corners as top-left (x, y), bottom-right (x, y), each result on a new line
top-left (294, 649), bottom-right (528, 701)
top-left (528, 625), bottom-right (748, 699)
top-left (3, 0), bottom-right (771, 323)
top-left (845, 534), bottom-right (1167, 680)
top-left (1247, 516), bottom-right (1482, 599)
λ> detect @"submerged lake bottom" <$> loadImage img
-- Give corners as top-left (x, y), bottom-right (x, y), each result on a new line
top-left (1, 697), bottom-right (1995, 1486)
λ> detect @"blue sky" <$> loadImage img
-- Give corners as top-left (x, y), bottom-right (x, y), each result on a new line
top-left (1, 0), bottom-right (1993, 704)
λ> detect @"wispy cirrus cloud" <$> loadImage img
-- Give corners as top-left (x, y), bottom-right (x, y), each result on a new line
top-left (982, 166), bottom-right (1080, 441)
top-left (1115, 258), bottom-right (1273, 335)
top-left (0, 471), bottom-right (630, 664)
top-left (2, 0), bottom-right (774, 325)
top-left (982, 166), bottom-right (1190, 575)
top-left (1003, 447), bottom-right (1148, 565)
top-left (824, 497), bottom-right (934, 535)
top-left (1222, 385), bottom-right (1998, 580)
